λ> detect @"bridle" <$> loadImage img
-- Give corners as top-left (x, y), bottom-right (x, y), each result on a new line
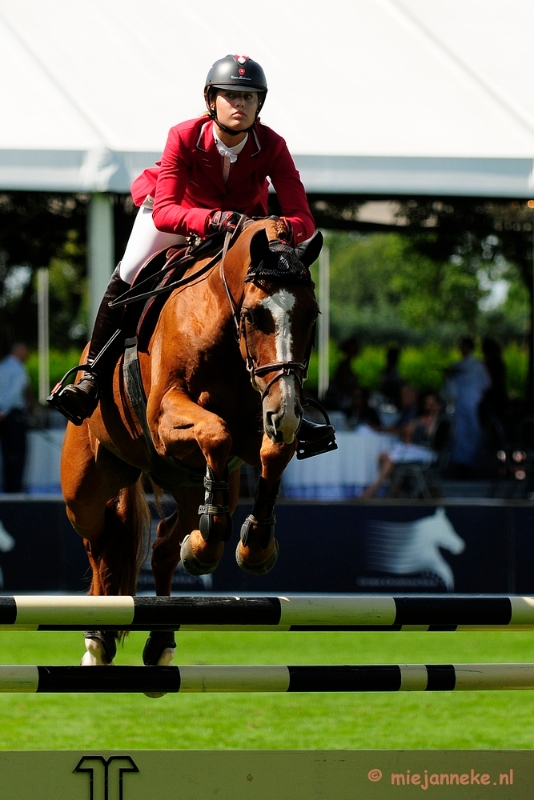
top-left (218, 221), bottom-right (316, 403)
top-left (240, 323), bottom-right (314, 402)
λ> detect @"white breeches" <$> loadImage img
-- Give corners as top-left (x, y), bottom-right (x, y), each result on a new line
top-left (119, 204), bottom-right (187, 285)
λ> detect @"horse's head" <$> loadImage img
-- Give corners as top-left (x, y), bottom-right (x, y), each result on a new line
top-left (238, 221), bottom-right (322, 444)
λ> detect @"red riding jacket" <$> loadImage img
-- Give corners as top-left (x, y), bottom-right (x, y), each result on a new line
top-left (131, 116), bottom-right (316, 243)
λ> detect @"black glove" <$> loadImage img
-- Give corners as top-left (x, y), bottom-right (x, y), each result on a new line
top-left (207, 210), bottom-right (241, 236)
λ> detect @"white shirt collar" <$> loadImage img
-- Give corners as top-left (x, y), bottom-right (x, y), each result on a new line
top-left (212, 124), bottom-right (248, 162)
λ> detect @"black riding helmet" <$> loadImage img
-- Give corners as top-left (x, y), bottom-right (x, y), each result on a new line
top-left (204, 54), bottom-right (268, 135)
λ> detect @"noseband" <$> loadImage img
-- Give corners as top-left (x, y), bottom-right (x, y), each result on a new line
top-left (243, 344), bottom-right (310, 402)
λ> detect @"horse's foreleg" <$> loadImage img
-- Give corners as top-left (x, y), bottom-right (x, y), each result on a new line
top-left (154, 389), bottom-right (233, 477)
top-left (180, 468), bottom-right (240, 575)
top-left (152, 391), bottom-right (238, 574)
top-left (236, 436), bottom-right (296, 575)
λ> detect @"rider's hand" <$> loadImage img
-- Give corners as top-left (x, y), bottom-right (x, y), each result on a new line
top-left (206, 210), bottom-right (241, 236)
top-left (279, 217), bottom-right (293, 243)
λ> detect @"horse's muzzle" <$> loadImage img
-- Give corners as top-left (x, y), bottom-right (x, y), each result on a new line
top-left (263, 376), bottom-right (302, 444)
top-left (264, 415), bottom-right (300, 444)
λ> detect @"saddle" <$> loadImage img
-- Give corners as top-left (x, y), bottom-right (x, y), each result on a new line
top-left (117, 234), bottom-right (225, 346)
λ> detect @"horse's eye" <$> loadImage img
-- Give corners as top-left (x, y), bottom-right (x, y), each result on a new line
top-left (241, 310), bottom-right (253, 324)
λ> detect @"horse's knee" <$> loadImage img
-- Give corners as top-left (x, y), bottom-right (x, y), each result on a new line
top-left (194, 419), bottom-right (234, 471)
top-left (157, 417), bottom-right (232, 465)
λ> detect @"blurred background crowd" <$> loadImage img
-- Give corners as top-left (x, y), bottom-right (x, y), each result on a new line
top-left (318, 332), bottom-right (528, 498)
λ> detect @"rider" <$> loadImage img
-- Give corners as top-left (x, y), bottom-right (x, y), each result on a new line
top-left (48, 54), bottom-right (334, 453)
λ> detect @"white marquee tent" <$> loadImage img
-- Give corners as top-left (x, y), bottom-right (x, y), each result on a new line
top-left (1, 0), bottom-right (534, 316)
top-left (2, 0), bottom-right (534, 197)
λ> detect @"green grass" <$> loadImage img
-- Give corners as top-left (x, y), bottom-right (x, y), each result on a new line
top-left (0, 630), bottom-right (534, 750)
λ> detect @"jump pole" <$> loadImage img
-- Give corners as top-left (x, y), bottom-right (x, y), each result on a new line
top-left (1, 663), bottom-right (534, 693)
top-left (2, 594), bottom-right (534, 631)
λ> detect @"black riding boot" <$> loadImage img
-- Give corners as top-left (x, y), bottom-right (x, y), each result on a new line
top-left (296, 418), bottom-right (337, 460)
top-left (47, 266), bottom-right (130, 425)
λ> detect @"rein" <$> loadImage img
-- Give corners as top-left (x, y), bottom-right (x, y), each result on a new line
top-left (111, 218), bottom-right (249, 314)
top-left (110, 250), bottom-right (223, 309)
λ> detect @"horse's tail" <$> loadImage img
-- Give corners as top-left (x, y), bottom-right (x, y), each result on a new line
top-left (88, 475), bottom-right (151, 598)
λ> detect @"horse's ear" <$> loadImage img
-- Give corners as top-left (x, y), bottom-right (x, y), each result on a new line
top-left (295, 230), bottom-right (323, 267)
top-left (250, 228), bottom-right (271, 265)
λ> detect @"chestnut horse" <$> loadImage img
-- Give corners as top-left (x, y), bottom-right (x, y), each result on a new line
top-left (60, 217), bottom-right (322, 668)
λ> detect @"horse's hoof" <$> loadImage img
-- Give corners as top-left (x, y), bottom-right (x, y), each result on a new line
top-left (80, 636), bottom-right (115, 666)
top-left (180, 533), bottom-right (221, 576)
top-left (143, 631), bottom-right (176, 698)
top-left (143, 631), bottom-right (176, 666)
top-left (144, 648), bottom-right (175, 698)
top-left (235, 538), bottom-right (279, 575)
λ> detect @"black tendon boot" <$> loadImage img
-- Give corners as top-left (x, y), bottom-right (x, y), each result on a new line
top-left (47, 266), bottom-right (130, 425)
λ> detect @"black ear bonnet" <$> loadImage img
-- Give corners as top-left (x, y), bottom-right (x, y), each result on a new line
top-left (245, 229), bottom-right (323, 286)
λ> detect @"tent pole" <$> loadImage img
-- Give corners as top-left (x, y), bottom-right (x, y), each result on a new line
top-left (37, 267), bottom-right (49, 404)
top-left (87, 193), bottom-right (114, 328)
top-left (318, 244), bottom-right (330, 401)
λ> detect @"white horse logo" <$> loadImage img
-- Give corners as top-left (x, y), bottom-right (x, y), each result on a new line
top-left (0, 519), bottom-right (15, 589)
top-left (366, 507), bottom-right (465, 590)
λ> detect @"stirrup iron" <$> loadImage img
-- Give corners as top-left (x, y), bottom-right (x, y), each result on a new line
top-left (296, 398), bottom-right (338, 460)
top-left (46, 330), bottom-right (123, 425)
top-left (46, 363), bottom-right (98, 426)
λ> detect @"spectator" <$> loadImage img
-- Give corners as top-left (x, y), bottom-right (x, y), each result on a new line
top-left (443, 336), bottom-right (490, 478)
top-left (379, 345), bottom-right (403, 408)
top-left (346, 386), bottom-right (381, 430)
top-left (479, 335), bottom-right (509, 432)
top-left (361, 390), bottom-right (445, 499)
top-left (325, 336), bottom-right (361, 413)
top-left (0, 343), bottom-right (31, 493)
top-left (382, 381), bottom-right (419, 434)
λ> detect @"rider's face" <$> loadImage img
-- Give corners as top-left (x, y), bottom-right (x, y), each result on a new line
top-left (212, 90), bottom-right (259, 138)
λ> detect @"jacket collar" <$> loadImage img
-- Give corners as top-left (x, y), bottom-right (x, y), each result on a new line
top-left (194, 121), bottom-right (262, 193)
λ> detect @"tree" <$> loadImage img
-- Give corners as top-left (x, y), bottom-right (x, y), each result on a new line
top-left (0, 192), bottom-right (88, 354)
top-left (322, 227), bottom-right (526, 346)
top-left (0, 192), bottom-right (137, 355)
top-left (396, 198), bottom-right (534, 397)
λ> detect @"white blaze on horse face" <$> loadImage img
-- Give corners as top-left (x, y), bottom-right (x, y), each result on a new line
top-left (261, 289), bottom-right (295, 361)
top-left (259, 289), bottom-right (301, 442)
